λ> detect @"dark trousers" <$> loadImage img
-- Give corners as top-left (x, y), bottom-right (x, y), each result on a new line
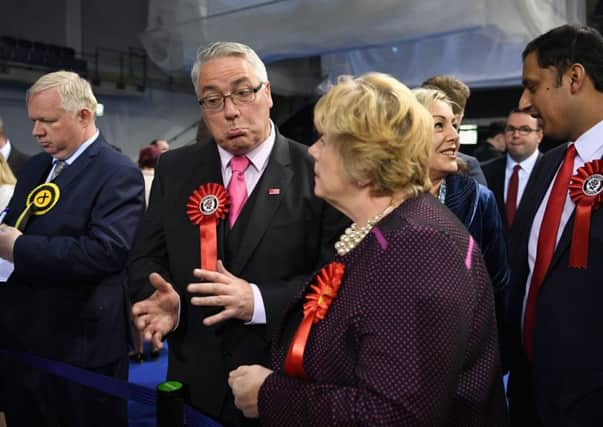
top-left (2, 355), bottom-right (128, 427)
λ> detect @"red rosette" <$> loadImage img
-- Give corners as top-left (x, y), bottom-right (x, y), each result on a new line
top-left (284, 262), bottom-right (345, 380)
top-left (186, 183), bottom-right (230, 271)
top-left (568, 160), bottom-right (603, 268)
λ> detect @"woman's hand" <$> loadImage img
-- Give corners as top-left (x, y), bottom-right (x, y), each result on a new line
top-left (228, 365), bottom-right (273, 418)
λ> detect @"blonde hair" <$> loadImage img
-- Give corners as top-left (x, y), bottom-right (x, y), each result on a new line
top-left (314, 73), bottom-right (433, 198)
top-left (27, 71), bottom-right (97, 115)
top-left (0, 155), bottom-right (16, 185)
top-left (191, 42), bottom-right (268, 97)
top-left (413, 88), bottom-right (467, 174)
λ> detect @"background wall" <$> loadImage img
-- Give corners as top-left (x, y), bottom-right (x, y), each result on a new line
top-left (0, 0), bottom-right (198, 161)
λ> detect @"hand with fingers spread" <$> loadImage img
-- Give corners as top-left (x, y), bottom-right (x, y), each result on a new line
top-left (188, 260), bottom-right (254, 326)
top-left (228, 365), bottom-right (273, 418)
top-left (132, 272), bottom-right (180, 350)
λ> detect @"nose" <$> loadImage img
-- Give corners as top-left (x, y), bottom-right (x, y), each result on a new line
top-left (32, 120), bottom-right (44, 136)
top-left (518, 89), bottom-right (531, 111)
top-left (308, 141), bottom-right (319, 160)
top-left (448, 126), bottom-right (460, 145)
top-left (222, 96), bottom-right (240, 119)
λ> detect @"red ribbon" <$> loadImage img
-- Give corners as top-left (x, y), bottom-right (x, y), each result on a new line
top-left (568, 160), bottom-right (603, 268)
top-left (284, 262), bottom-right (345, 379)
top-left (186, 183), bottom-right (229, 271)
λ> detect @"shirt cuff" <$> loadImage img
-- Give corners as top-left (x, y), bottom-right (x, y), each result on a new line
top-left (246, 283), bottom-right (266, 325)
top-left (173, 292), bottom-right (181, 331)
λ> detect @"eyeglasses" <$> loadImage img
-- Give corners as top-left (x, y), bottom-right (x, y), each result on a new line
top-left (198, 82), bottom-right (265, 112)
top-left (504, 126), bottom-right (541, 136)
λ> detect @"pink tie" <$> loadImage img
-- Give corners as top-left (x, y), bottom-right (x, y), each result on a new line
top-left (228, 156), bottom-right (250, 227)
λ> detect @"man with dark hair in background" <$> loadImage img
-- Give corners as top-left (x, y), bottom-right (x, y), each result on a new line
top-left (150, 138), bottom-right (170, 153)
top-left (0, 115), bottom-right (30, 178)
top-left (474, 120), bottom-right (507, 162)
top-left (422, 75), bottom-right (488, 185)
top-left (506, 24), bottom-right (603, 426)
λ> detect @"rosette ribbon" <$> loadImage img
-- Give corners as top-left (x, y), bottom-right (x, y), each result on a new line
top-left (568, 160), bottom-right (603, 268)
top-left (284, 262), bottom-right (345, 379)
top-left (186, 183), bottom-right (229, 271)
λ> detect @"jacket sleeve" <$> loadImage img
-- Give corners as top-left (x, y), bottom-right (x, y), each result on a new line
top-left (12, 166), bottom-right (145, 284)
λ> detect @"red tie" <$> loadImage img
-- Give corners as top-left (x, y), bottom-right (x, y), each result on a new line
top-left (523, 144), bottom-right (577, 360)
top-left (506, 164), bottom-right (521, 226)
top-left (228, 156), bottom-right (250, 228)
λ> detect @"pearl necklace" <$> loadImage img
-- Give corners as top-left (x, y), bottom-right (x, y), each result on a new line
top-left (335, 204), bottom-right (395, 256)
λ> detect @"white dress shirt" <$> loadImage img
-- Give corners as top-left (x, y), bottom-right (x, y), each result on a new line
top-left (45, 131), bottom-right (99, 182)
top-left (522, 120), bottom-right (603, 330)
top-left (0, 139), bottom-right (12, 161)
top-left (504, 149), bottom-right (540, 207)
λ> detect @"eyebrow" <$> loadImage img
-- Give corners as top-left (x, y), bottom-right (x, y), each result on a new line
top-left (201, 77), bottom-right (253, 93)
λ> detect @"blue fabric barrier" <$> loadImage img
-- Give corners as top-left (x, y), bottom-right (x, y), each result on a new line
top-left (0, 348), bottom-right (222, 427)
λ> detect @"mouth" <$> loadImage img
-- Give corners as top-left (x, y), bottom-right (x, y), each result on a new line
top-left (226, 128), bottom-right (246, 139)
top-left (438, 147), bottom-right (457, 158)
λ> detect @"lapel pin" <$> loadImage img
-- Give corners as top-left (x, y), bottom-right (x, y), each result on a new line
top-left (268, 188), bottom-right (280, 195)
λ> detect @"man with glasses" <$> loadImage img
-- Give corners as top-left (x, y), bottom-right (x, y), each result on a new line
top-left (482, 109), bottom-right (543, 233)
top-left (128, 41), bottom-right (346, 427)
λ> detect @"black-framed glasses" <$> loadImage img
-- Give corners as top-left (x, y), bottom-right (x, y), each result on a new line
top-left (504, 126), bottom-right (541, 136)
top-left (198, 82), bottom-right (265, 112)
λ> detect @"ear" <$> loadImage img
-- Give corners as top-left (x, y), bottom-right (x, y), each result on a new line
top-left (264, 81), bottom-right (273, 109)
top-left (567, 63), bottom-right (586, 94)
top-left (78, 108), bottom-right (94, 127)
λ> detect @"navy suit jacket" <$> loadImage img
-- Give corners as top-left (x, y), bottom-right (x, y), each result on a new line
top-left (506, 144), bottom-right (603, 426)
top-left (0, 134), bottom-right (145, 367)
top-left (128, 131), bottom-right (347, 426)
top-left (482, 153), bottom-right (543, 236)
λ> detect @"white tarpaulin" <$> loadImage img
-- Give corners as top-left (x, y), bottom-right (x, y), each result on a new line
top-left (140, 0), bottom-right (585, 92)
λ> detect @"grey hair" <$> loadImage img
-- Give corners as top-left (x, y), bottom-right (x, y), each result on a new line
top-left (27, 71), bottom-right (97, 115)
top-left (190, 42), bottom-right (268, 96)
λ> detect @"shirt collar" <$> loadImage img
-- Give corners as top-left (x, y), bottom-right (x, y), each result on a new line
top-left (573, 119), bottom-right (603, 162)
top-left (506, 148), bottom-right (540, 172)
top-left (0, 139), bottom-right (11, 161)
top-left (55, 130), bottom-right (99, 165)
top-left (218, 120), bottom-right (275, 172)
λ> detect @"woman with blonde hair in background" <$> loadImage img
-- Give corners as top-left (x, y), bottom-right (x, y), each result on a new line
top-left (0, 155), bottom-right (16, 212)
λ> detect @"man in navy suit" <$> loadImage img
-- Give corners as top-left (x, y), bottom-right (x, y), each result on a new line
top-left (506, 25), bottom-right (603, 426)
top-left (482, 108), bottom-right (543, 235)
top-left (0, 71), bottom-right (145, 426)
top-left (129, 42), bottom-right (346, 426)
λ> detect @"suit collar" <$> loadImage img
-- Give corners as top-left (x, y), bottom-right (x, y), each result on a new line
top-left (50, 134), bottom-right (104, 189)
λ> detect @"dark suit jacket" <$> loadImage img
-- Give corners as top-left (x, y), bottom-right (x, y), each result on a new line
top-left (458, 152), bottom-right (487, 186)
top-left (7, 144), bottom-right (30, 179)
top-left (260, 194), bottom-right (509, 426)
top-left (482, 153), bottom-right (543, 235)
top-left (128, 131), bottom-right (347, 426)
top-left (506, 144), bottom-right (603, 426)
top-left (0, 134), bottom-right (145, 367)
